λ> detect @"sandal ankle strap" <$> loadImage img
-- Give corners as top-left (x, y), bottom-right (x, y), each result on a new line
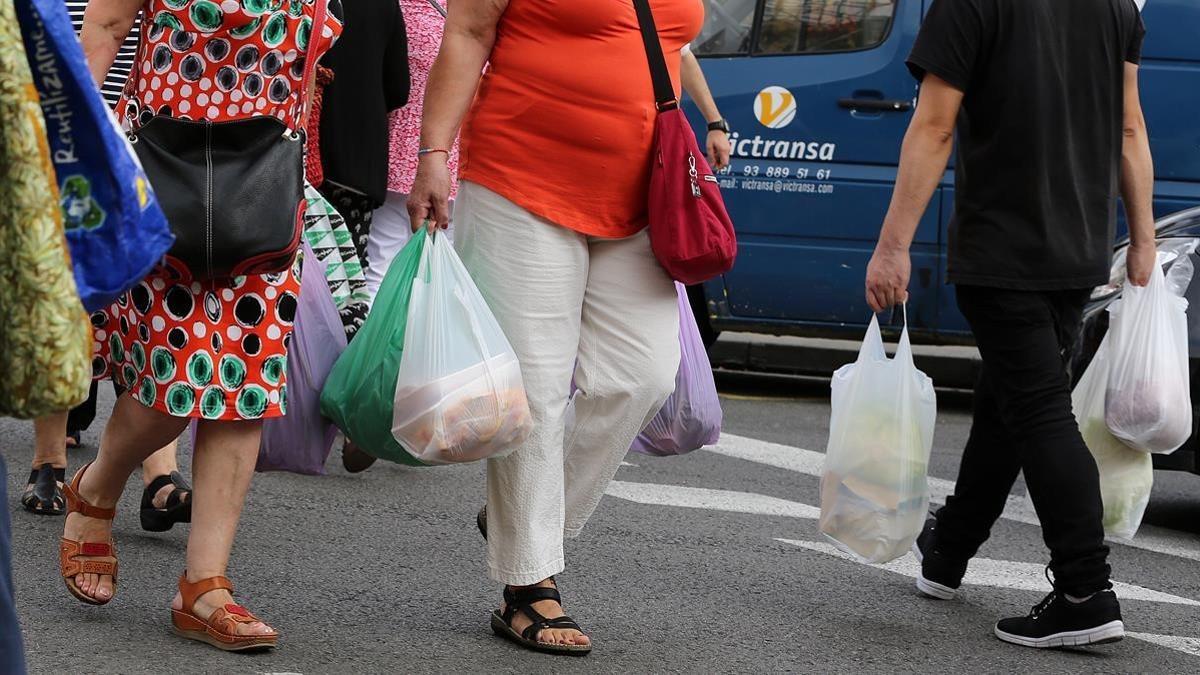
top-left (504, 585), bottom-right (562, 607)
top-left (63, 463), bottom-right (116, 521)
top-left (178, 573), bottom-right (234, 611)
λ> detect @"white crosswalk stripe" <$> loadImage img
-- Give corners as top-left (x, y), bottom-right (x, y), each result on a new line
top-left (606, 480), bottom-right (820, 519)
top-left (776, 539), bottom-right (1200, 607)
top-left (1126, 633), bottom-right (1200, 657)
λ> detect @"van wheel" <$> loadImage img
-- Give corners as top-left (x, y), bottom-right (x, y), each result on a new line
top-left (685, 284), bottom-right (720, 349)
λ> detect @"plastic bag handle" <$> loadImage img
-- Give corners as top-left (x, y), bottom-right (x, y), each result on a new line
top-left (1164, 245), bottom-right (1197, 299)
top-left (895, 304), bottom-right (916, 367)
top-left (857, 305), bottom-right (915, 366)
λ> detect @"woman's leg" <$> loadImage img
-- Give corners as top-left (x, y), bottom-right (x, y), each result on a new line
top-left (65, 394), bottom-right (190, 601)
top-left (32, 412), bottom-right (69, 470)
top-left (365, 191), bottom-right (413, 300)
top-left (564, 231), bottom-right (679, 535)
top-left (141, 440), bottom-right (185, 507)
top-left (169, 419), bottom-right (272, 635)
top-left (453, 182), bottom-right (588, 646)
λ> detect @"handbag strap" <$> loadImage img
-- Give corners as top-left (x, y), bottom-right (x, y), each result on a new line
top-left (426, 0), bottom-right (447, 18)
top-left (297, 0), bottom-right (329, 129)
top-left (631, 0), bottom-right (678, 111)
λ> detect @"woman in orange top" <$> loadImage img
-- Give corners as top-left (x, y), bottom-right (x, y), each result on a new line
top-left (409, 0), bottom-right (703, 657)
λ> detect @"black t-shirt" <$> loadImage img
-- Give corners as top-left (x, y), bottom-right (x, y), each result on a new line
top-left (907, 0), bottom-right (1146, 290)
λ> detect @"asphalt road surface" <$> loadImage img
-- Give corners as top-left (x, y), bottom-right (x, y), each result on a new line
top-left (4, 372), bottom-right (1200, 673)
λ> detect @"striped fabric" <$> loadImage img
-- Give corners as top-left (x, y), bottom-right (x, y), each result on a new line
top-left (65, 1), bottom-right (139, 108)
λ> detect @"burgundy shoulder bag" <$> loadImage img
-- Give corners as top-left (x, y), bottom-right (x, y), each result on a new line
top-left (632, 0), bottom-right (737, 285)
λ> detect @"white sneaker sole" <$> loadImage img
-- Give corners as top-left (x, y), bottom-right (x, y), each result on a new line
top-left (912, 540), bottom-right (958, 600)
top-left (994, 620), bottom-right (1125, 649)
top-left (915, 574), bottom-right (958, 600)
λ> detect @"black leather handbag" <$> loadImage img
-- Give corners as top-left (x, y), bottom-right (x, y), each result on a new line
top-left (129, 0), bottom-right (325, 281)
top-left (132, 116), bottom-right (305, 280)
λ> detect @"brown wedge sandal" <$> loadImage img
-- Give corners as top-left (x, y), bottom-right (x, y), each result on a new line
top-left (59, 463), bottom-right (118, 606)
top-left (172, 574), bottom-right (278, 652)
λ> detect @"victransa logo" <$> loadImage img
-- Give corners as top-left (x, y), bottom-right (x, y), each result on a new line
top-left (753, 86), bottom-right (796, 129)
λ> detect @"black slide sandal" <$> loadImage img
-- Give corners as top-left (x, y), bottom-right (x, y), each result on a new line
top-left (490, 583), bottom-right (592, 656)
top-left (21, 464), bottom-right (66, 516)
top-left (140, 471), bottom-right (192, 532)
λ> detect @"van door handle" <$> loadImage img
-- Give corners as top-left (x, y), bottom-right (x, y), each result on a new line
top-left (837, 97), bottom-right (913, 112)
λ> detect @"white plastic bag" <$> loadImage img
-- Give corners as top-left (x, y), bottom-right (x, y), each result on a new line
top-left (819, 311), bottom-right (936, 564)
top-left (1069, 333), bottom-right (1153, 541)
top-left (391, 233), bottom-right (532, 464)
top-left (1105, 247), bottom-right (1196, 454)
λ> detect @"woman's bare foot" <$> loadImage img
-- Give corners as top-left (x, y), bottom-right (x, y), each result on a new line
top-left (150, 481), bottom-right (189, 510)
top-left (500, 579), bottom-right (590, 647)
top-left (172, 590), bottom-right (275, 637)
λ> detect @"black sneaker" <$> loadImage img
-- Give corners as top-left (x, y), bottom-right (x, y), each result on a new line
top-left (994, 589), bottom-right (1124, 649)
top-left (912, 516), bottom-right (966, 600)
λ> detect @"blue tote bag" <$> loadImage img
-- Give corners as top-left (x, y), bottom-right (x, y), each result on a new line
top-left (14, 0), bottom-right (173, 312)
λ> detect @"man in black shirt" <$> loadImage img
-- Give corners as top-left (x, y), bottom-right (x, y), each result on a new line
top-left (865, 0), bottom-right (1154, 649)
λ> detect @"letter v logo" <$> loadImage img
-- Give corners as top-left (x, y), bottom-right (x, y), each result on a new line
top-left (754, 86), bottom-right (797, 129)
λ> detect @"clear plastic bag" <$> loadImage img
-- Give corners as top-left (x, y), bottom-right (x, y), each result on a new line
top-left (1105, 246), bottom-right (1196, 454)
top-left (630, 282), bottom-right (722, 456)
top-left (819, 310), bottom-right (936, 564)
top-left (391, 233), bottom-right (532, 464)
top-left (1063, 334), bottom-right (1152, 542)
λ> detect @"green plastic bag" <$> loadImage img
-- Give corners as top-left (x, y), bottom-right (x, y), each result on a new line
top-left (320, 232), bottom-right (427, 465)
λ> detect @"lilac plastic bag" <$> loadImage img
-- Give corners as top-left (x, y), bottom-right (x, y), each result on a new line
top-left (256, 243), bottom-right (348, 474)
top-left (630, 283), bottom-right (722, 456)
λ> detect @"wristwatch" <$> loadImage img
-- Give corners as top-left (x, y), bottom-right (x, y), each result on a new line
top-left (707, 118), bottom-right (730, 134)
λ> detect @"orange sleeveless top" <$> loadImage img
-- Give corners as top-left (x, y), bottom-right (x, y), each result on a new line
top-left (459, 0), bottom-right (703, 238)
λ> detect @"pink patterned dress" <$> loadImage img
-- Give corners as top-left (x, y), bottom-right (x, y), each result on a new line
top-left (386, 0), bottom-right (458, 197)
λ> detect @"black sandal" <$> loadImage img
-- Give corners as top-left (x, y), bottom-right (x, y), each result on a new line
top-left (65, 431), bottom-right (82, 449)
top-left (490, 582), bottom-right (592, 656)
top-left (140, 471), bottom-right (192, 532)
top-left (21, 464), bottom-right (66, 516)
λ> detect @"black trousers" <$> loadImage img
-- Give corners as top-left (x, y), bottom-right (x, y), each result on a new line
top-left (937, 285), bottom-right (1111, 597)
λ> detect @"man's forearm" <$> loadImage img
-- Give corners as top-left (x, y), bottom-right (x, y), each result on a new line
top-left (1120, 122), bottom-right (1156, 248)
top-left (878, 124), bottom-right (954, 250)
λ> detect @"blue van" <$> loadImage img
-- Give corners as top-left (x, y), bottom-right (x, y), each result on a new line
top-left (686, 0), bottom-right (1200, 344)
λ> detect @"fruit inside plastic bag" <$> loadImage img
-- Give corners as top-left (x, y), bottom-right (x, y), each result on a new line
top-left (393, 353), bottom-right (531, 464)
top-left (1064, 335), bottom-right (1152, 541)
top-left (819, 311), bottom-right (936, 564)
top-left (1104, 246), bottom-right (1196, 454)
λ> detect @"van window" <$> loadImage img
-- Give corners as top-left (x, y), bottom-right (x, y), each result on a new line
top-left (757, 0), bottom-right (896, 55)
top-left (693, 0), bottom-right (756, 56)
